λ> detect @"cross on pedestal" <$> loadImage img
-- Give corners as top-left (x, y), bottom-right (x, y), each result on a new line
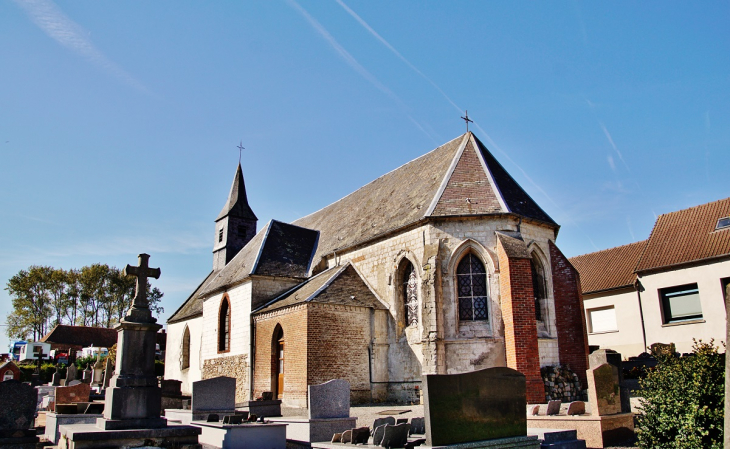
top-left (122, 253), bottom-right (161, 323)
top-left (34, 348), bottom-right (47, 374)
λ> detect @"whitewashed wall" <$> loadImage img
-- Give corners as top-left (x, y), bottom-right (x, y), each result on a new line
top-left (165, 317), bottom-right (204, 395)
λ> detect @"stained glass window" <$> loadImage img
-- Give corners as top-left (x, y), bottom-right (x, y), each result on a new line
top-left (403, 263), bottom-right (418, 326)
top-left (456, 253), bottom-right (488, 321)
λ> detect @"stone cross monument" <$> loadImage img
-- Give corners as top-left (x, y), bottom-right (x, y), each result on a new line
top-left (98, 253), bottom-right (165, 430)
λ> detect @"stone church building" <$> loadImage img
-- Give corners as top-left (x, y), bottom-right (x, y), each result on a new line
top-left (165, 132), bottom-right (588, 406)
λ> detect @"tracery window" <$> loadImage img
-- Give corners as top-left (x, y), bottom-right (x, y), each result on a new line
top-left (457, 253), bottom-right (488, 321)
top-left (531, 256), bottom-right (546, 321)
top-left (218, 296), bottom-right (230, 352)
top-left (402, 263), bottom-right (418, 326)
top-left (181, 325), bottom-right (191, 370)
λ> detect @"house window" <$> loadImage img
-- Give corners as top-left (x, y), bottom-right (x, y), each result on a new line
top-left (716, 217), bottom-right (730, 231)
top-left (218, 296), bottom-right (231, 352)
top-left (660, 283), bottom-right (702, 323)
top-left (181, 326), bottom-right (190, 370)
top-left (530, 255), bottom-right (547, 321)
top-left (402, 262), bottom-right (418, 327)
top-left (587, 306), bottom-right (618, 333)
top-left (456, 253), bottom-right (488, 321)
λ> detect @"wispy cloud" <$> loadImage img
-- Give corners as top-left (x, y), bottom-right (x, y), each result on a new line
top-left (626, 216), bottom-right (636, 240)
top-left (599, 122), bottom-right (630, 172)
top-left (13, 0), bottom-right (147, 93)
top-left (334, 0), bottom-right (462, 114)
top-left (607, 154), bottom-right (616, 171)
top-left (286, 0), bottom-right (436, 143)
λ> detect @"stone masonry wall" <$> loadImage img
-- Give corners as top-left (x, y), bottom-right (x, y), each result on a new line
top-left (202, 353), bottom-right (249, 404)
top-left (549, 241), bottom-right (589, 388)
top-left (253, 305), bottom-right (309, 408)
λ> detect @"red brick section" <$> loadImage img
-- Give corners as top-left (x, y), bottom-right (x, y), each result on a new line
top-left (0, 362), bottom-right (20, 381)
top-left (307, 303), bottom-right (372, 403)
top-left (497, 241), bottom-right (544, 403)
top-left (550, 241), bottom-right (589, 388)
top-left (432, 140), bottom-right (503, 216)
top-left (253, 305), bottom-right (308, 405)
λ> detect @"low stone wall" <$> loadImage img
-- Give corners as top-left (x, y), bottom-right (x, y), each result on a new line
top-left (202, 354), bottom-right (249, 403)
top-left (541, 365), bottom-right (587, 402)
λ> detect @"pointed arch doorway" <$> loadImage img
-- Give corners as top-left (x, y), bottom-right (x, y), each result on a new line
top-left (272, 325), bottom-right (284, 400)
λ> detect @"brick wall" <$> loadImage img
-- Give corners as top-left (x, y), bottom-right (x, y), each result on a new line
top-left (307, 303), bottom-right (372, 404)
top-left (549, 241), bottom-right (589, 388)
top-left (497, 239), bottom-right (544, 404)
top-left (253, 305), bottom-right (309, 408)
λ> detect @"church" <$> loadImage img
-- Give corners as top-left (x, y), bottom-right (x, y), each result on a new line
top-left (164, 132), bottom-right (589, 406)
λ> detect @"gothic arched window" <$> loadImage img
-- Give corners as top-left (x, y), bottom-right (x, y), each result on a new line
top-left (457, 253), bottom-right (488, 321)
top-left (531, 255), bottom-right (546, 321)
top-left (402, 262), bottom-right (418, 326)
top-left (218, 296), bottom-right (231, 352)
top-left (181, 325), bottom-right (191, 370)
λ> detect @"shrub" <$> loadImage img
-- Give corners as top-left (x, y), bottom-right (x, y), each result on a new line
top-left (636, 340), bottom-right (725, 449)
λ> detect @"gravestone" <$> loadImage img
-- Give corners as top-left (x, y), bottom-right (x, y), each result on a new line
top-left (65, 363), bottom-right (78, 384)
top-left (589, 349), bottom-right (630, 413)
top-left (423, 367), bottom-right (527, 446)
top-left (82, 364), bottom-right (92, 384)
top-left (373, 416), bottom-right (395, 430)
top-left (68, 380), bottom-right (82, 386)
top-left (102, 357), bottom-right (114, 388)
top-left (410, 417), bottom-right (425, 435)
top-left (586, 363), bottom-right (620, 416)
top-left (92, 357), bottom-right (105, 385)
top-left (261, 391), bottom-right (274, 401)
top-left (192, 376), bottom-right (236, 412)
top-left (351, 427), bottom-right (370, 444)
top-left (51, 365), bottom-right (63, 386)
top-left (546, 399), bottom-right (561, 415)
top-left (341, 429), bottom-right (352, 443)
top-left (161, 379), bottom-right (182, 396)
top-left (55, 382), bottom-right (91, 405)
top-left (381, 423), bottom-right (410, 448)
top-left (308, 379), bottom-right (350, 419)
top-left (567, 401), bottom-right (585, 415)
top-left (207, 414), bottom-right (220, 422)
top-left (223, 415), bottom-right (243, 425)
top-left (331, 433), bottom-right (342, 443)
top-left (373, 425), bottom-right (386, 445)
top-left (0, 379), bottom-right (39, 448)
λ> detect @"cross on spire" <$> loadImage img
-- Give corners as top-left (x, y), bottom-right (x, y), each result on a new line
top-left (123, 254), bottom-right (160, 320)
top-left (461, 110), bottom-right (473, 132)
top-left (237, 141), bottom-right (245, 164)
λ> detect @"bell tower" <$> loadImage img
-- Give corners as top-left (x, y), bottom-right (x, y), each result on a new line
top-left (213, 163), bottom-right (257, 271)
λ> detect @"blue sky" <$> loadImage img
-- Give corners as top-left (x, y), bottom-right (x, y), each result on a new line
top-left (1, 1), bottom-right (728, 351)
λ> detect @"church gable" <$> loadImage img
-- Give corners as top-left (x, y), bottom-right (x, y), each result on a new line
top-left (431, 138), bottom-right (505, 216)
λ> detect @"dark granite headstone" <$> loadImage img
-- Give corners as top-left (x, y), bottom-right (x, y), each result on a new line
top-left (567, 401), bottom-right (585, 415)
top-left (410, 417), bottom-right (425, 435)
top-left (261, 391), bottom-right (274, 401)
top-left (351, 426), bottom-right (370, 444)
top-left (373, 416), bottom-right (395, 430)
top-left (161, 379), bottom-right (182, 396)
top-left (65, 364), bottom-right (78, 383)
top-left (0, 380), bottom-right (37, 430)
top-left (547, 400), bottom-right (561, 415)
top-left (84, 403), bottom-right (105, 414)
top-left (423, 367), bottom-right (527, 446)
top-left (308, 379), bottom-right (350, 419)
top-left (207, 414), bottom-right (220, 422)
top-left (373, 425), bottom-right (386, 445)
top-left (223, 415), bottom-right (243, 425)
top-left (192, 376), bottom-right (236, 412)
top-left (381, 423), bottom-right (410, 448)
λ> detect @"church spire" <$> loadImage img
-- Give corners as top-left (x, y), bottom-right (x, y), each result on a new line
top-left (213, 163), bottom-right (258, 271)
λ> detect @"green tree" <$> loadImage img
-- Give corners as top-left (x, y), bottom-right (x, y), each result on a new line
top-left (5, 266), bottom-right (53, 340)
top-left (636, 340), bottom-right (725, 448)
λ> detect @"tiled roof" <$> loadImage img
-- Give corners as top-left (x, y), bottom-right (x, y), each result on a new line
top-left (635, 197), bottom-right (730, 272)
top-left (199, 220), bottom-right (318, 297)
top-left (40, 325), bottom-right (118, 348)
top-left (569, 241), bottom-right (646, 294)
top-left (254, 263), bottom-right (386, 314)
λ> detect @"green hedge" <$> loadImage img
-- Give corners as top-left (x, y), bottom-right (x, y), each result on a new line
top-left (636, 340), bottom-right (725, 448)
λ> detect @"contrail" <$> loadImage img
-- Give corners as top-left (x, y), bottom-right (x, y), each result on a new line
top-left (334, 0), bottom-right (462, 114)
top-left (13, 0), bottom-right (147, 93)
top-left (287, 0), bottom-right (437, 143)
top-left (599, 122), bottom-right (630, 172)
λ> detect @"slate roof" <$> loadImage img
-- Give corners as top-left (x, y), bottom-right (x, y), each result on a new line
top-left (199, 220), bottom-right (319, 297)
top-left (254, 263), bottom-right (386, 314)
top-left (569, 241), bottom-right (646, 294)
top-left (635, 197), bottom-right (730, 272)
top-left (295, 132), bottom-right (556, 264)
top-left (40, 325), bottom-right (118, 349)
top-left (217, 163), bottom-right (257, 221)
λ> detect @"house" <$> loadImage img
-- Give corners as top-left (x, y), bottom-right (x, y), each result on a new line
top-left (40, 324), bottom-right (119, 353)
top-left (571, 197), bottom-right (730, 356)
top-left (0, 361), bottom-right (21, 381)
top-left (165, 132), bottom-right (588, 406)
